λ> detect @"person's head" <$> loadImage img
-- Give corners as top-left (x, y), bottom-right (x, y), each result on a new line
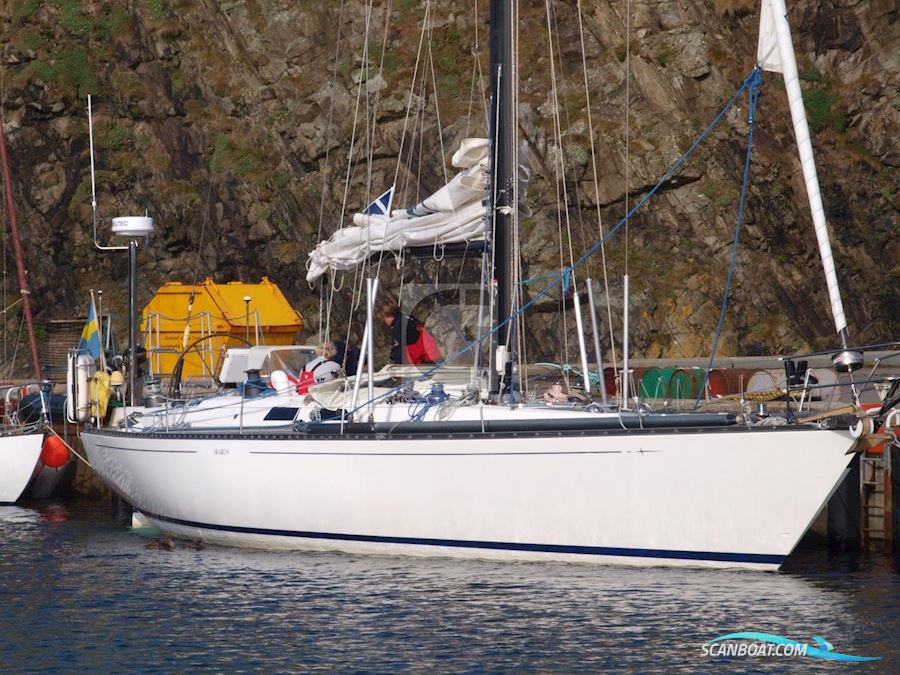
top-left (375, 298), bottom-right (400, 327)
top-left (318, 341), bottom-right (337, 359)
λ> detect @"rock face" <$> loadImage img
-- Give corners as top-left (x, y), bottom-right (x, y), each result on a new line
top-left (0, 0), bottom-right (896, 372)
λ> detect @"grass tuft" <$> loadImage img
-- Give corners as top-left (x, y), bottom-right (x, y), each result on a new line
top-left (713, 0), bottom-right (755, 17)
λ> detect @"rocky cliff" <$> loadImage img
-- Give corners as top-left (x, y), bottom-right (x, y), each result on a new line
top-left (0, 0), bottom-right (896, 372)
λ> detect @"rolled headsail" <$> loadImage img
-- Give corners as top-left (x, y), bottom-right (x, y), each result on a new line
top-left (757, 0), bottom-right (849, 344)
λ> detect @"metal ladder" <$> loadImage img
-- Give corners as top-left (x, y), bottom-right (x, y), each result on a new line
top-left (860, 453), bottom-right (884, 549)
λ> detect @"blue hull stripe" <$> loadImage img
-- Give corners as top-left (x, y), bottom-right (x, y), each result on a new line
top-left (139, 509), bottom-right (785, 566)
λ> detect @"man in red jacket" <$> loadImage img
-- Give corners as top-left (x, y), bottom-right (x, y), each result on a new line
top-left (375, 298), bottom-right (442, 365)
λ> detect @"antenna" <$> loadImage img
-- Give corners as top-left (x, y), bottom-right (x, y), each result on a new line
top-left (88, 96), bottom-right (127, 251)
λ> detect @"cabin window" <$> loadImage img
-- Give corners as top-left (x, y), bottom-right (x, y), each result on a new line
top-left (263, 407), bottom-right (299, 421)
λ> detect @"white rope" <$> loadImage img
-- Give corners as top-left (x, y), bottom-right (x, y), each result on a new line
top-left (314, 1), bottom-right (347, 338)
top-left (323, 1), bottom-right (372, 340)
top-left (371, 0), bottom-right (433, 284)
top-left (426, 27), bottom-right (450, 197)
top-left (464, 0), bottom-right (487, 140)
top-left (544, 0), bottom-right (574, 375)
top-left (52, 428), bottom-right (94, 470)
top-left (327, 0), bottom-right (376, 340)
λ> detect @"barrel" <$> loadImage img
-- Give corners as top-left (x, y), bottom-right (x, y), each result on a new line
top-left (685, 367), bottom-right (729, 399)
top-left (603, 367), bottom-right (617, 397)
top-left (746, 369), bottom-right (785, 394)
top-left (666, 367), bottom-right (695, 399)
top-left (706, 368), bottom-right (728, 397)
top-left (639, 367), bottom-right (663, 399)
top-left (720, 368), bottom-right (761, 396)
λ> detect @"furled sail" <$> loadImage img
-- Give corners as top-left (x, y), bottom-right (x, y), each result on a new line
top-left (756, 0), bottom-right (782, 72)
top-left (756, 0), bottom-right (848, 338)
top-left (306, 138), bottom-right (491, 282)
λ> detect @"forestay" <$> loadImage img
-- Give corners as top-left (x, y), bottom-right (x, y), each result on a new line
top-left (306, 138), bottom-right (491, 282)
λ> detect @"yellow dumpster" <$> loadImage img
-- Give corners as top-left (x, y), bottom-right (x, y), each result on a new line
top-left (142, 277), bottom-right (303, 383)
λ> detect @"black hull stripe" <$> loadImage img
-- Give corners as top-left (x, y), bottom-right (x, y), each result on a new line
top-left (139, 509), bottom-right (785, 566)
top-left (97, 443), bottom-right (196, 454)
top-left (85, 423), bottom-right (843, 443)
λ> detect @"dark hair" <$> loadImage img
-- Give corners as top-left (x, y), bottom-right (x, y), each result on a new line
top-left (375, 297), bottom-right (400, 321)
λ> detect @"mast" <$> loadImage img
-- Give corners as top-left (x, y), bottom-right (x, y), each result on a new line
top-left (0, 117), bottom-right (42, 380)
top-left (489, 0), bottom-right (516, 393)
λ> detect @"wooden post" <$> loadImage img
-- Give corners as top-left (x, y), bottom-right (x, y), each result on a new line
top-left (887, 441), bottom-right (897, 553)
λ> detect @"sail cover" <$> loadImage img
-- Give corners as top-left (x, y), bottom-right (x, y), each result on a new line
top-left (306, 138), bottom-right (491, 282)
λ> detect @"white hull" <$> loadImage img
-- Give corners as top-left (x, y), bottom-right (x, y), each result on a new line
top-left (0, 432), bottom-right (44, 503)
top-left (82, 422), bottom-right (854, 570)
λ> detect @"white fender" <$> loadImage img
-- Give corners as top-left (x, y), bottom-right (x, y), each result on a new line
top-left (4, 386), bottom-right (20, 414)
top-left (66, 351), bottom-right (96, 423)
top-left (21, 382), bottom-right (40, 397)
top-left (269, 369), bottom-right (293, 394)
top-left (850, 415), bottom-right (874, 440)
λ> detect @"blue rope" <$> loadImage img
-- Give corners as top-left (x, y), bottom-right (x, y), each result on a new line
top-left (342, 69), bottom-right (762, 420)
top-left (693, 68), bottom-right (762, 410)
top-left (407, 383), bottom-right (450, 421)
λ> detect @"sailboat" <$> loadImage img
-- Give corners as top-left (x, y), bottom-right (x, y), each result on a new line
top-left (80, 0), bottom-right (886, 570)
top-left (0, 109), bottom-right (49, 504)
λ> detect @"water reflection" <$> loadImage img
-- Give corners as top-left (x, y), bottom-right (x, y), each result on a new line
top-left (1, 501), bottom-right (897, 672)
top-left (0, 504), bottom-right (40, 525)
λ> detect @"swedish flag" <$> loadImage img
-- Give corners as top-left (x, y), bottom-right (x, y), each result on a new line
top-left (78, 301), bottom-right (103, 360)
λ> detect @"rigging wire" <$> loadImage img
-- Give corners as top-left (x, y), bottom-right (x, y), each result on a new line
top-left (5, 305), bottom-right (25, 380)
top-left (360, 0), bottom-right (394, 286)
top-left (576, 0), bottom-right (618, 372)
top-left (512, 0), bottom-right (527, 391)
top-left (692, 69), bottom-right (762, 410)
top-left (352, 0), bottom-right (394, 344)
top-left (315, 0), bottom-right (347, 340)
top-left (178, 169), bottom-right (216, 350)
top-left (0, 48), bottom-right (6, 368)
top-left (331, 0), bottom-right (374, 308)
top-left (544, 0), bottom-right (574, 382)
top-left (373, 0), bottom-right (432, 285)
top-left (624, 0), bottom-right (631, 273)
top-left (465, 0), bottom-right (489, 140)
top-left (340, 68), bottom-right (761, 417)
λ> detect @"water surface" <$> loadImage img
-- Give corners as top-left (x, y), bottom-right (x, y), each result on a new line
top-left (1, 501), bottom-right (896, 672)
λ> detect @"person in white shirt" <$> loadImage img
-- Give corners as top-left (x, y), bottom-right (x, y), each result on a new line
top-left (297, 341), bottom-right (342, 393)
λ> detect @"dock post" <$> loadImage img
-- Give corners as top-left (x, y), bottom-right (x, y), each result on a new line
top-left (888, 441), bottom-right (898, 553)
top-left (827, 454), bottom-right (860, 551)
